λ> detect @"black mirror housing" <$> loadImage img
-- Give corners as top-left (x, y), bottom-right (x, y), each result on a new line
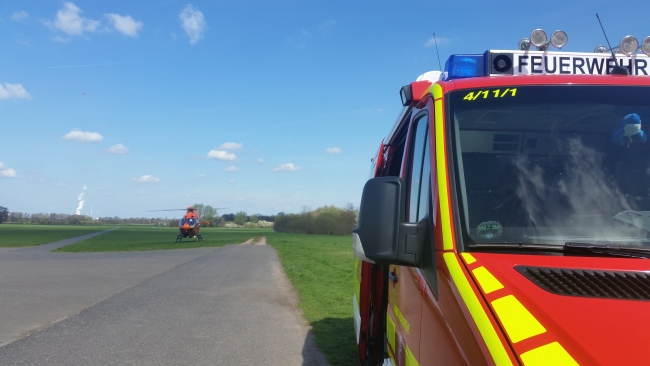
top-left (353, 177), bottom-right (426, 267)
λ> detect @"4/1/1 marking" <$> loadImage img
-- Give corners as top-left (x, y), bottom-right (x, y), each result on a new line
top-left (463, 88), bottom-right (517, 101)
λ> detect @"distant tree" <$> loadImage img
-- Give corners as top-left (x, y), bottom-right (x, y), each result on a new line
top-left (257, 214), bottom-right (275, 222)
top-left (234, 211), bottom-right (247, 225)
top-left (0, 206), bottom-right (8, 224)
top-left (202, 205), bottom-right (217, 223)
top-left (272, 205), bottom-right (357, 235)
top-left (250, 214), bottom-right (259, 224)
top-left (193, 203), bottom-right (205, 216)
top-left (222, 213), bottom-right (235, 222)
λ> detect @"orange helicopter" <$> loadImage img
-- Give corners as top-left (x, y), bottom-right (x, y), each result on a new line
top-left (148, 206), bottom-right (224, 243)
top-left (177, 206), bottom-right (201, 243)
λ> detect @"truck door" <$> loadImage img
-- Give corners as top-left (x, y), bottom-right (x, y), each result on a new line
top-left (417, 100), bottom-right (477, 365)
top-left (387, 112), bottom-right (429, 366)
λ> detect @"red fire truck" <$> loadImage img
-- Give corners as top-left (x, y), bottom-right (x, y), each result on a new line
top-left (353, 30), bottom-right (650, 366)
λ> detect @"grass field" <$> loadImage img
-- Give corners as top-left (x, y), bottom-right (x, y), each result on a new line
top-left (56, 226), bottom-right (274, 252)
top-left (0, 224), bottom-right (110, 247)
top-left (266, 232), bottom-right (357, 366)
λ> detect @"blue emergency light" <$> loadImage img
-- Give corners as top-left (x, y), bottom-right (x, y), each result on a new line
top-left (444, 55), bottom-right (485, 80)
top-left (444, 52), bottom-right (516, 80)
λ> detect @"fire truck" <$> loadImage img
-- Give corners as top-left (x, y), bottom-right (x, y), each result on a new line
top-left (353, 29), bottom-right (650, 366)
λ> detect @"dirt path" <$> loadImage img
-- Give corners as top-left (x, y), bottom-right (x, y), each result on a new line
top-left (240, 236), bottom-right (267, 245)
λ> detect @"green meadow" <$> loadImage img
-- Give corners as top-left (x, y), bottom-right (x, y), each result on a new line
top-left (266, 232), bottom-right (357, 366)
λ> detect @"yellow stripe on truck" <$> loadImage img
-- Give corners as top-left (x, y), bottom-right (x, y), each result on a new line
top-left (405, 343), bottom-right (419, 366)
top-left (443, 252), bottom-right (513, 366)
top-left (461, 252), bottom-right (476, 264)
top-left (491, 295), bottom-right (546, 343)
top-left (472, 266), bottom-right (504, 294)
top-left (434, 84), bottom-right (454, 251)
top-left (387, 313), bottom-right (396, 354)
top-left (520, 342), bottom-right (579, 366)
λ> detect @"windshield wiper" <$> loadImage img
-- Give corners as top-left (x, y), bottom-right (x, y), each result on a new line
top-left (469, 243), bottom-right (561, 251)
top-left (564, 242), bottom-right (650, 258)
top-left (469, 242), bottom-right (650, 258)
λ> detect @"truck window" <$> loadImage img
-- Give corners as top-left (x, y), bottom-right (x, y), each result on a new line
top-left (406, 113), bottom-right (437, 294)
top-left (408, 114), bottom-right (429, 222)
top-left (449, 85), bottom-right (650, 248)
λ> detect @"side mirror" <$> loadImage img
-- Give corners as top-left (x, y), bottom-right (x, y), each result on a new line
top-left (353, 177), bottom-right (427, 267)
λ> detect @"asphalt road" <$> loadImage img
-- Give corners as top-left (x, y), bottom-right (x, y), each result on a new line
top-left (0, 236), bottom-right (329, 365)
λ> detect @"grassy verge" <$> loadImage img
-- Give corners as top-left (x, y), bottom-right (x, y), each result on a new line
top-left (0, 224), bottom-right (110, 247)
top-left (56, 226), bottom-right (274, 252)
top-left (266, 232), bottom-right (356, 366)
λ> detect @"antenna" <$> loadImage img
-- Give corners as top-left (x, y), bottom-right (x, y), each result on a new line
top-left (433, 33), bottom-right (442, 71)
top-left (596, 13), bottom-right (629, 75)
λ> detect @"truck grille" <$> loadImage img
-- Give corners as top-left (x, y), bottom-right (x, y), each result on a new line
top-left (515, 266), bottom-right (650, 301)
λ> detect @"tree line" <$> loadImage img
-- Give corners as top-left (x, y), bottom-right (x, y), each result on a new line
top-left (0, 205), bottom-right (276, 227)
top-left (3, 211), bottom-right (168, 226)
top-left (273, 204), bottom-right (357, 235)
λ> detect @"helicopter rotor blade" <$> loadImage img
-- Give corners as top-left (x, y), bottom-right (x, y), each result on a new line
top-left (146, 209), bottom-right (188, 212)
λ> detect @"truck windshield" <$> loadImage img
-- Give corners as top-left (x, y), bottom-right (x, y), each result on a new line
top-left (449, 85), bottom-right (650, 248)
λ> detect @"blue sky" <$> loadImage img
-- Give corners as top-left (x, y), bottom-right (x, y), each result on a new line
top-left (1, 0), bottom-right (648, 218)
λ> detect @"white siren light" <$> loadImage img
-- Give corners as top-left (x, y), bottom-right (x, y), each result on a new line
top-left (641, 36), bottom-right (650, 56)
top-left (550, 30), bottom-right (568, 49)
top-left (518, 38), bottom-right (531, 51)
top-left (530, 29), bottom-right (547, 47)
top-left (619, 35), bottom-right (639, 56)
top-left (594, 45), bottom-right (608, 53)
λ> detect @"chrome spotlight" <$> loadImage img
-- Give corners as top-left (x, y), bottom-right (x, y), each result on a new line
top-left (530, 29), bottom-right (547, 47)
top-left (550, 30), bottom-right (568, 49)
top-left (594, 45), bottom-right (608, 53)
top-left (619, 35), bottom-right (639, 56)
top-left (641, 36), bottom-right (650, 56)
top-left (518, 38), bottom-right (531, 51)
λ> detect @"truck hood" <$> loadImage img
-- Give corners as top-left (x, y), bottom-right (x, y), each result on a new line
top-left (466, 252), bottom-right (650, 365)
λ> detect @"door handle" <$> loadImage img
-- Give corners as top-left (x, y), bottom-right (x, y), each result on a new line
top-left (389, 271), bottom-right (398, 283)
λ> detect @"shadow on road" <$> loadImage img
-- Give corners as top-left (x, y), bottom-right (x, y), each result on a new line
top-left (303, 317), bottom-right (357, 366)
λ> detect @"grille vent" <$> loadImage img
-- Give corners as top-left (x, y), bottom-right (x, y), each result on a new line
top-left (515, 266), bottom-right (650, 301)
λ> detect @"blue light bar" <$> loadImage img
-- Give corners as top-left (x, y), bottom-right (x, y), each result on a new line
top-left (444, 54), bottom-right (485, 80)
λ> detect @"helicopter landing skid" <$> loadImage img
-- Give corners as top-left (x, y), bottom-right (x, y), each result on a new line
top-left (175, 234), bottom-right (203, 243)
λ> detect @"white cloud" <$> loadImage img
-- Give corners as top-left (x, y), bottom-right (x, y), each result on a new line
top-left (325, 147), bottom-right (342, 154)
top-left (132, 175), bottom-right (160, 183)
top-left (207, 150), bottom-right (236, 160)
top-left (46, 2), bottom-right (101, 36)
top-left (257, 158), bottom-right (264, 163)
top-left (179, 4), bottom-right (206, 44)
top-left (228, 179), bottom-right (235, 184)
top-left (274, 163), bottom-right (301, 172)
top-left (224, 166), bottom-right (238, 172)
top-left (423, 36), bottom-right (451, 47)
top-left (62, 129), bottom-right (103, 142)
top-left (217, 142), bottom-right (243, 151)
top-left (196, 173), bottom-right (206, 179)
top-left (11, 11), bottom-right (29, 22)
top-left (0, 162), bottom-right (16, 178)
top-left (0, 83), bottom-right (30, 100)
top-left (105, 13), bottom-right (143, 37)
top-left (319, 19), bottom-right (336, 33)
top-left (108, 143), bottom-right (129, 154)
top-left (53, 36), bottom-right (70, 43)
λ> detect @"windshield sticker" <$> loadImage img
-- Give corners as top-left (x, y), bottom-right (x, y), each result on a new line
top-left (477, 221), bottom-right (503, 240)
top-left (463, 88), bottom-right (517, 101)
